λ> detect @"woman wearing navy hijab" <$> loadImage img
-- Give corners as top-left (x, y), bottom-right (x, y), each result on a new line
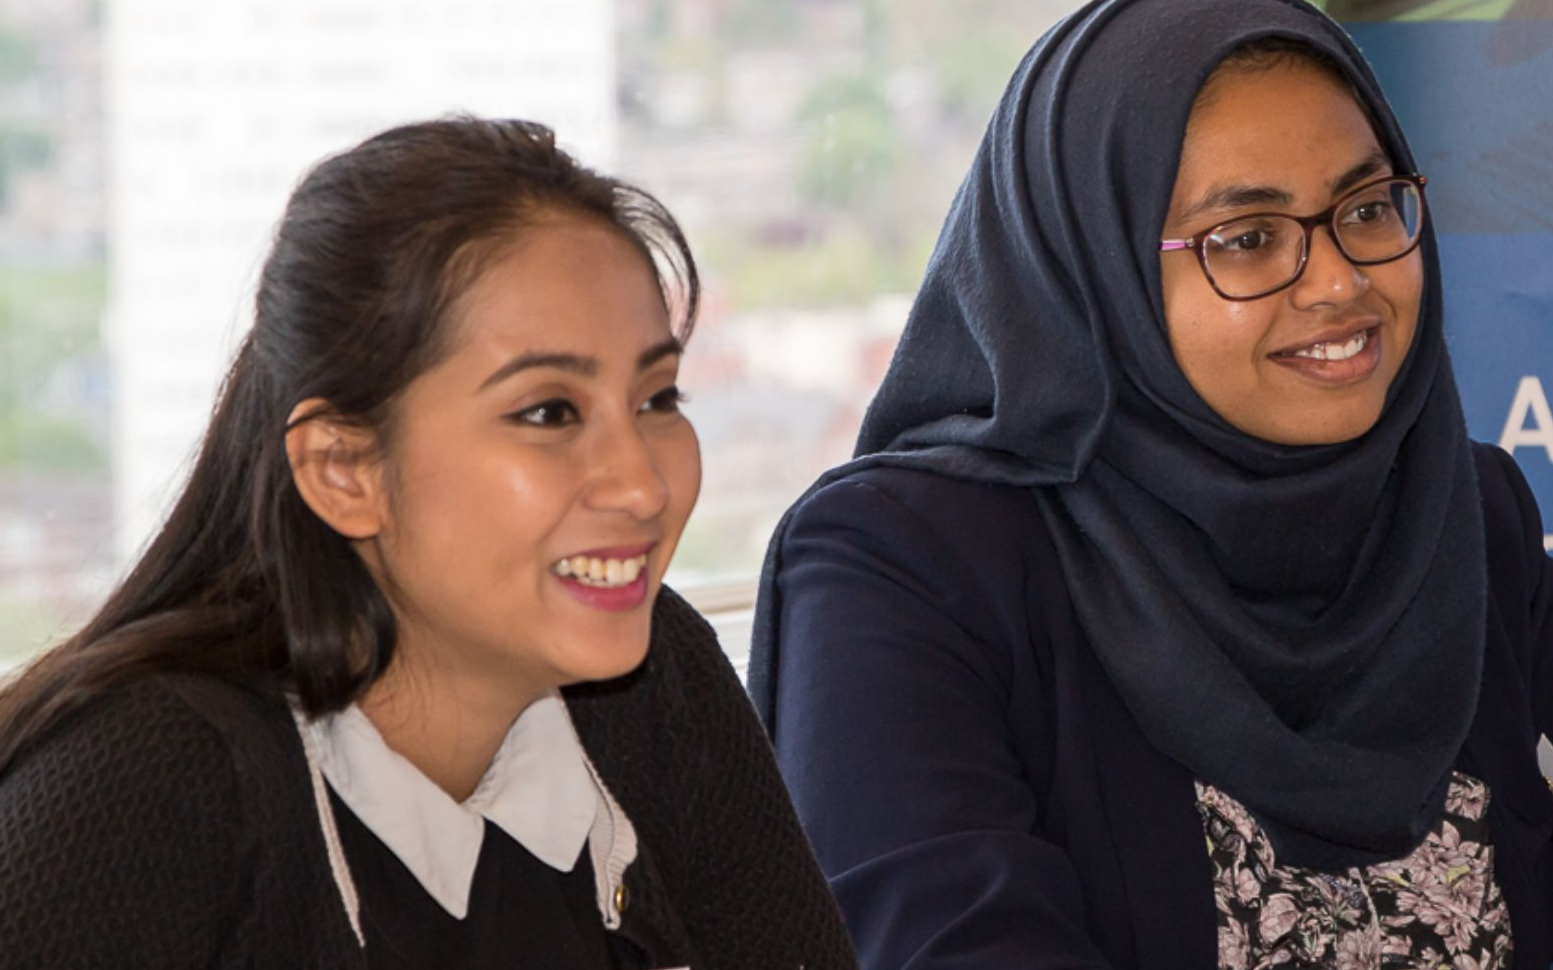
top-left (749, 0), bottom-right (1553, 965)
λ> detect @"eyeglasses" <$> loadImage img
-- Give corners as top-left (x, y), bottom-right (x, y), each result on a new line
top-left (1159, 174), bottom-right (1427, 301)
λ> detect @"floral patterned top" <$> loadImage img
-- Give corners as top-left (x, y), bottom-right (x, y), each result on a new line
top-left (1197, 772), bottom-right (1513, 970)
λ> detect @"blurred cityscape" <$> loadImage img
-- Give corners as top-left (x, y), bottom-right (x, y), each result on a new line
top-left (0, 0), bottom-right (1081, 664)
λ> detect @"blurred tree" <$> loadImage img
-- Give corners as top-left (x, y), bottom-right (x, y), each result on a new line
top-left (0, 410), bottom-right (104, 471)
top-left (1319, 0), bottom-right (1546, 19)
top-left (0, 595), bottom-right (67, 669)
top-left (931, 26), bottom-right (1030, 122)
top-left (888, 0), bottom-right (1068, 101)
top-left (0, 267), bottom-right (108, 472)
top-left (707, 221), bottom-right (933, 308)
top-left (0, 19), bottom-right (50, 208)
top-left (719, 0), bottom-right (801, 45)
top-left (0, 127), bottom-right (53, 208)
top-left (0, 21), bottom-right (36, 83)
top-left (796, 72), bottom-right (901, 207)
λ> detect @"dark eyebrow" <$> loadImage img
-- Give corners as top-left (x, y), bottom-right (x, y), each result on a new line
top-left (1172, 151), bottom-right (1396, 231)
top-left (637, 337), bottom-right (683, 370)
top-left (1174, 184), bottom-right (1294, 228)
top-left (478, 338), bottom-right (683, 392)
top-left (1330, 151), bottom-right (1392, 195)
top-left (479, 352), bottom-right (597, 391)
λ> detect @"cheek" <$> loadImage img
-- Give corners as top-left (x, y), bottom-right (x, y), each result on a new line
top-left (1162, 262), bottom-right (1264, 384)
top-left (660, 422), bottom-right (702, 525)
top-left (1161, 256), bottom-right (1221, 374)
top-left (389, 444), bottom-right (573, 578)
top-left (1386, 252), bottom-right (1425, 349)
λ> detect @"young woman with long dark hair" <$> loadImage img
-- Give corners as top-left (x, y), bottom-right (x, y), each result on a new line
top-left (0, 117), bottom-right (857, 970)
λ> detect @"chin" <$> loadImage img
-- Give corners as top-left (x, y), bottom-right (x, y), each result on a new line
top-left (561, 636), bottom-right (653, 686)
top-left (1267, 410), bottom-right (1384, 446)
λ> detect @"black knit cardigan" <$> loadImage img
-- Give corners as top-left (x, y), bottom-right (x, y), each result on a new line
top-left (0, 589), bottom-right (859, 970)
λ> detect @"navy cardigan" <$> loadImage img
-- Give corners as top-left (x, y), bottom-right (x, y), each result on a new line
top-left (766, 442), bottom-right (1553, 969)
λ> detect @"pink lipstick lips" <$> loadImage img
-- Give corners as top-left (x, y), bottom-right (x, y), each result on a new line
top-left (550, 543), bottom-right (655, 612)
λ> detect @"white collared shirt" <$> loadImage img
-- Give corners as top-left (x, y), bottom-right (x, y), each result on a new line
top-left (294, 692), bottom-right (637, 930)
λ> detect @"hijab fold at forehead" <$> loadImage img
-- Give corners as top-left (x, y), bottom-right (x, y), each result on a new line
top-left (749, 0), bottom-right (1486, 870)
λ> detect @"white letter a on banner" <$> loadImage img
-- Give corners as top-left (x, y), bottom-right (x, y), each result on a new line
top-left (1499, 375), bottom-right (1553, 463)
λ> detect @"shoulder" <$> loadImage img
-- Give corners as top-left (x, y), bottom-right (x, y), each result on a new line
top-left (1472, 441), bottom-right (1542, 539)
top-left (1471, 442), bottom-right (1546, 588)
top-left (3, 674), bottom-right (244, 795)
top-left (0, 674), bottom-right (267, 962)
top-left (779, 464), bottom-right (1064, 643)
top-left (0, 671), bottom-right (307, 827)
top-left (785, 464), bottom-right (1056, 582)
top-left (0, 671), bottom-right (308, 847)
top-left (792, 464), bottom-right (1040, 537)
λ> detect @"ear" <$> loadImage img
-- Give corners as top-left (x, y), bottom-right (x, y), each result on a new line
top-left (284, 398), bottom-right (386, 540)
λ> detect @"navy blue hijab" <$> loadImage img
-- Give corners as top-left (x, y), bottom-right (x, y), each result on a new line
top-left (749, 0), bottom-right (1486, 871)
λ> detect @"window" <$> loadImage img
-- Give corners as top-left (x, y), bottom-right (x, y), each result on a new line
top-left (0, 0), bottom-right (1088, 673)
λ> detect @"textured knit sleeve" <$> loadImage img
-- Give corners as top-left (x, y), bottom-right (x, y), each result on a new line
top-left (0, 678), bottom-right (243, 969)
top-left (771, 472), bottom-right (1115, 970)
top-left (647, 591), bottom-right (861, 969)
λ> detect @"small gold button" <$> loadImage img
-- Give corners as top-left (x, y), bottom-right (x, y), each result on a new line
top-left (613, 882), bottom-right (630, 914)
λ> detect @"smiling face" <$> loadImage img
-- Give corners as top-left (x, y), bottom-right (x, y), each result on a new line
top-left (358, 213), bottom-right (700, 705)
top-left (1158, 58), bottom-right (1423, 446)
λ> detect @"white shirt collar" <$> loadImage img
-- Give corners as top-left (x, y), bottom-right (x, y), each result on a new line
top-left (303, 691), bottom-right (636, 923)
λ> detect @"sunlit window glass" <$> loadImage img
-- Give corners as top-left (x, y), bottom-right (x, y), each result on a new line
top-left (0, 0), bottom-right (1084, 670)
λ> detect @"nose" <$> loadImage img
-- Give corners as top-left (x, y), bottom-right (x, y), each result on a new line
top-left (1290, 225), bottom-right (1370, 308)
top-left (583, 417), bottom-right (670, 521)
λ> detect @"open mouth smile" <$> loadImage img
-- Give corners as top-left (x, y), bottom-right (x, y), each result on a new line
top-left (1287, 328), bottom-right (1370, 361)
top-left (1268, 324), bottom-right (1382, 384)
top-left (551, 553), bottom-right (650, 590)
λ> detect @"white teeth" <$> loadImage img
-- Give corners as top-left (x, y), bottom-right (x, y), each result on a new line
top-left (1292, 329), bottom-right (1368, 362)
top-left (552, 553), bottom-right (650, 589)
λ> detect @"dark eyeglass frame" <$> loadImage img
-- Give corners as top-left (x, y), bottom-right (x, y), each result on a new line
top-left (1158, 173), bottom-right (1428, 302)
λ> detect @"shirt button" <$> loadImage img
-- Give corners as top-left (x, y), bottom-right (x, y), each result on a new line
top-left (614, 882), bottom-right (630, 914)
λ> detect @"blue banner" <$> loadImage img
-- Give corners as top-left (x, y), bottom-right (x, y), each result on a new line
top-left (1342, 12), bottom-right (1553, 543)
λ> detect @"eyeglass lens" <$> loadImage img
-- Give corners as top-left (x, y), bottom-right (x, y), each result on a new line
top-left (1202, 179), bottom-right (1423, 299)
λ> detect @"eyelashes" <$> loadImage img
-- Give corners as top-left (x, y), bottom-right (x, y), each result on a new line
top-left (504, 385), bottom-right (686, 429)
top-left (641, 385), bottom-right (687, 415)
top-left (507, 398), bottom-right (581, 428)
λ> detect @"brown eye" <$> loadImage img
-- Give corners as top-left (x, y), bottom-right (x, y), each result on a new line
top-left (1219, 227), bottom-right (1273, 253)
top-left (640, 386), bottom-right (686, 415)
top-left (1343, 200), bottom-right (1393, 227)
top-left (508, 399), bottom-right (579, 427)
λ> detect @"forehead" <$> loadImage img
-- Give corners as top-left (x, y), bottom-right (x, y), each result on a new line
top-left (1171, 60), bottom-right (1385, 205)
top-left (448, 216), bottom-right (670, 362)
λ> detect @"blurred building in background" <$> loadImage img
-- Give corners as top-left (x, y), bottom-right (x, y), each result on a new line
top-left (106, 0), bottom-right (615, 561)
top-left (0, 0), bottom-right (108, 659)
top-left (0, 0), bottom-right (1081, 665)
top-left (7, 0), bottom-right (1551, 671)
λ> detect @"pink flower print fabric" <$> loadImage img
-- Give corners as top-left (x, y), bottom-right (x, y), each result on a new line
top-left (1196, 772), bottom-right (1512, 970)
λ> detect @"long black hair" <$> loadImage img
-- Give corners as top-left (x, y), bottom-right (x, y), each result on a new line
top-left (0, 117), bottom-right (699, 775)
